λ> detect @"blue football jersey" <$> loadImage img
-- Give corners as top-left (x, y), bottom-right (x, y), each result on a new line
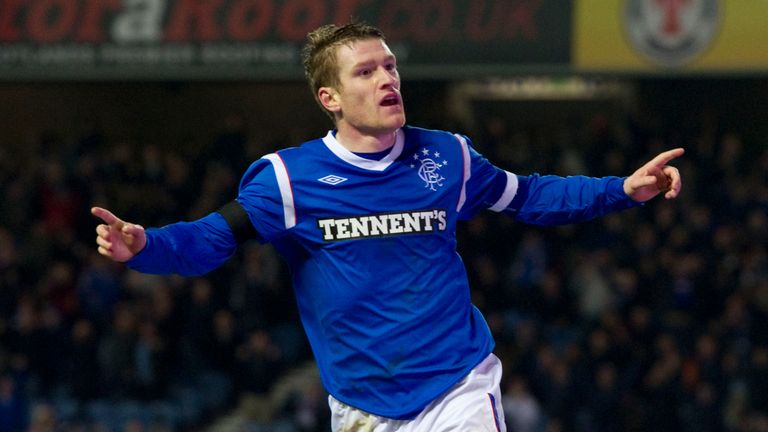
top-left (128, 125), bottom-right (639, 419)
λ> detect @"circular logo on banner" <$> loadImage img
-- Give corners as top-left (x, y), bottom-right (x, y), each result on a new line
top-left (624, 0), bottom-right (721, 68)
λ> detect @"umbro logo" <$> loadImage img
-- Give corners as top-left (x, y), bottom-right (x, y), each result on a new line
top-left (318, 175), bottom-right (348, 186)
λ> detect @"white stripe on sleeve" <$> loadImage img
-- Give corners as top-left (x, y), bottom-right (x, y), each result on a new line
top-left (488, 171), bottom-right (519, 212)
top-left (262, 153), bottom-right (296, 229)
top-left (454, 134), bottom-right (472, 212)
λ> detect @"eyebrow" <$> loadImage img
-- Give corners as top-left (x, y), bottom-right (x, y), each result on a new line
top-left (351, 54), bottom-right (396, 70)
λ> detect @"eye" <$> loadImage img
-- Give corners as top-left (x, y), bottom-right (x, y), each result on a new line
top-left (358, 68), bottom-right (372, 77)
top-left (385, 63), bottom-right (397, 71)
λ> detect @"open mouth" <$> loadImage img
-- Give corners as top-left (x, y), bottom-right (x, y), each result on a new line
top-left (380, 95), bottom-right (400, 106)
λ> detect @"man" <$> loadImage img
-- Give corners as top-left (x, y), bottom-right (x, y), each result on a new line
top-left (93, 22), bottom-right (683, 431)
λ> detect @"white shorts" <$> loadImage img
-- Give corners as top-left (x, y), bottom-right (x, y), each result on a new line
top-left (329, 353), bottom-right (506, 432)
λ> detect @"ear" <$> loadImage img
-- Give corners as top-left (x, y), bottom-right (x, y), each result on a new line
top-left (318, 87), bottom-right (341, 114)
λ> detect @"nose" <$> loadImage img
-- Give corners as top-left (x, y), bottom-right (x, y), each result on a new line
top-left (378, 67), bottom-right (398, 89)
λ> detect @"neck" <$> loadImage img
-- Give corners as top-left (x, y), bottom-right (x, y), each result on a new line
top-left (335, 124), bottom-right (398, 153)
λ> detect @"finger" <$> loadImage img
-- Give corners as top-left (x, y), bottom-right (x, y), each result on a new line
top-left (97, 246), bottom-right (112, 257)
top-left (96, 224), bottom-right (111, 238)
top-left (664, 167), bottom-right (682, 199)
top-left (91, 207), bottom-right (120, 226)
top-left (665, 183), bottom-right (680, 199)
top-left (645, 148), bottom-right (685, 169)
top-left (96, 236), bottom-right (112, 250)
top-left (664, 165), bottom-right (681, 184)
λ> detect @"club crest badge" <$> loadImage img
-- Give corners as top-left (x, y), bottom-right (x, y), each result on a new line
top-left (410, 148), bottom-right (447, 191)
top-left (624, 0), bottom-right (721, 68)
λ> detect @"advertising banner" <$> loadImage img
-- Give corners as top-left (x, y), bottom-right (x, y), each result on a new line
top-left (0, 0), bottom-right (572, 80)
top-left (574, 0), bottom-right (768, 73)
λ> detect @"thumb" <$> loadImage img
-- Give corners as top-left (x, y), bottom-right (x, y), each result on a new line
top-left (626, 175), bottom-right (657, 193)
top-left (633, 175), bottom-right (658, 188)
top-left (122, 223), bottom-right (144, 236)
top-left (121, 223), bottom-right (147, 254)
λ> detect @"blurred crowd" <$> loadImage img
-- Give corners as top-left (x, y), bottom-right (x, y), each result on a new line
top-left (1, 80), bottom-right (767, 432)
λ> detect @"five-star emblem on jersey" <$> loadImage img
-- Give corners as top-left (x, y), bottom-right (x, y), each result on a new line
top-left (411, 148), bottom-right (446, 191)
top-left (318, 175), bottom-right (348, 185)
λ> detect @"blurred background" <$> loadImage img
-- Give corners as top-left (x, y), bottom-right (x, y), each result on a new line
top-left (1, 1), bottom-right (767, 431)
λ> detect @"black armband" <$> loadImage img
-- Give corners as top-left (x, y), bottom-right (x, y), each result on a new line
top-left (218, 200), bottom-right (259, 244)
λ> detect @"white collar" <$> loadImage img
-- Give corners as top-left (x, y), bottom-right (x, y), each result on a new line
top-left (322, 129), bottom-right (404, 172)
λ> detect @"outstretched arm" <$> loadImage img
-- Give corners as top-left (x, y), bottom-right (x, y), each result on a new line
top-left (623, 148), bottom-right (684, 202)
top-left (504, 148), bottom-right (684, 226)
top-left (92, 206), bottom-right (147, 262)
top-left (91, 206), bottom-right (239, 276)
top-left (90, 158), bottom-right (285, 276)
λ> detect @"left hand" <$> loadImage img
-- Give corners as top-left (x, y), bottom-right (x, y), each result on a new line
top-left (623, 148), bottom-right (684, 202)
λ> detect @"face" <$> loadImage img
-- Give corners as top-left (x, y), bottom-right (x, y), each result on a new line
top-left (319, 38), bottom-right (405, 138)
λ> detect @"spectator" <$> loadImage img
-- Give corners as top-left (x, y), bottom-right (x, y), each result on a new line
top-left (63, 319), bottom-right (101, 400)
top-left (235, 329), bottom-right (284, 396)
top-left (0, 375), bottom-right (27, 432)
top-left (98, 302), bottom-right (138, 398)
top-left (207, 309), bottom-right (240, 373)
top-left (503, 375), bottom-right (543, 432)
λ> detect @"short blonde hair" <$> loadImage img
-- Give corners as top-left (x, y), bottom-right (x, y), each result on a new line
top-left (301, 22), bottom-right (385, 120)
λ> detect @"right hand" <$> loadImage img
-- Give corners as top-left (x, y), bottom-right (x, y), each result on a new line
top-left (91, 207), bottom-right (147, 262)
